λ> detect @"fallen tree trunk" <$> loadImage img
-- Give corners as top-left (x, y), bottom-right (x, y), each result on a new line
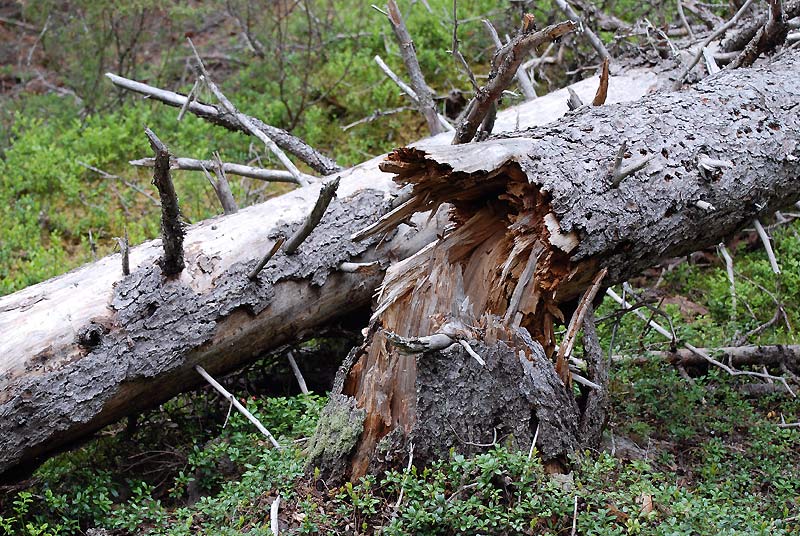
top-left (308, 49), bottom-right (800, 483)
top-left (0, 69), bottom-right (657, 480)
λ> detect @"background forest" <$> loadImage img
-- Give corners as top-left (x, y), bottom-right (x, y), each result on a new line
top-left (0, 0), bottom-right (798, 534)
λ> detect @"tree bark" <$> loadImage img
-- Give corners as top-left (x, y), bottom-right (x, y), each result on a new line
top-left (0, 69), bottom-right (658, 480)
top-left (308, 49), bottom-right (800, 483)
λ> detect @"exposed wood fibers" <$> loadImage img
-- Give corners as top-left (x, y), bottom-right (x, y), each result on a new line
top-left (343, 149), bottom-right (583, 478)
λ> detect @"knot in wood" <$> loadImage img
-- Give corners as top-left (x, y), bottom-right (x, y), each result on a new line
top-left (76, 322), bottom-right (107, 349)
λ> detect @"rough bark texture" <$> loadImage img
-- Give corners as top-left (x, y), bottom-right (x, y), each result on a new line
top-left (309, 50), bottom-right (800, 483)
top-left (0, 71), bottom-right (659, 480)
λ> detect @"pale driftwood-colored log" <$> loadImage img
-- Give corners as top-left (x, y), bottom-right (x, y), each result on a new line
top-left (0, 70), bottom-right (659, 479)
top-left (309, 50), bottom-right (800, 483)
top-left (105, 73), bottom-right (342, 176)
top-left (129, 156), bottom-right (314, 185)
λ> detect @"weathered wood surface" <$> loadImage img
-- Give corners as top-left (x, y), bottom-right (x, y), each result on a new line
top-left (0, 69), bottom-right (658, 479)
top-left (309, 50), bottom-right (800, 483)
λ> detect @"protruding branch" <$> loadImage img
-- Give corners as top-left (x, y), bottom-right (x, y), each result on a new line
top-left (608, 141), bottom-right (654, 187)
top-left (592, 58), bottom-right (609, 106)
top-left (130, 156), bottom-right (312, 184)
top-left (673, 0), bottom-right (757, 90)
top-left (115, 231), bottom-right (130, 276)
top-left (106, 73), bottom-right (341, 176)
top-left (177, 79), bottom-right (199, 122)
top-left (145, 127), bottom-right (185, 276)
top-left (195, 365), bottom-right (282, 449)
top-left (384, 330), bottom-right (485, 366)
top-left (382, 0), bottom-right (445, 135)
top-left (676, 0), bottom-right (695, 41)
top-left (717, 243), bottom-right (737, 321)
top-left (567, 87), bottom-right (584, 110)
top-left (287, 351), bottom-right (309, 394)
top-left (451, 0), bottom-right (479, 92)
top-left (552, 0), bottom-right (610, 60)
top-left (483, 19), bottom-right (537, 100)
top-left (248, 236), bottom-right (286, 281)
top-left (283, 177), bottom-right (341, 255)
top-left (199, 153), bottom-right (238, 215)
top-left (453, 19), bottom-right (577, 144)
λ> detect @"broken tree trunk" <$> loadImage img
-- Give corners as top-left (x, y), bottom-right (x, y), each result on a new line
top-left (0, 69), bottom-right (658, 480)
top-left (307, 49), bottom-right (800, 483)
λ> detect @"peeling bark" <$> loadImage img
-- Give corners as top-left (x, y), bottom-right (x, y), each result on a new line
top-left (309, 50), bottom-right (800, 483)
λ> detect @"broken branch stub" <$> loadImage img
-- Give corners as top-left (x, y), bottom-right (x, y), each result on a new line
top-left (145, 128), bottom-right (185, 276)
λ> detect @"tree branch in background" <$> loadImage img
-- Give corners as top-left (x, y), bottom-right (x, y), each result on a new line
top-left (144, 128), bottom-right (185, 276)
top-left (187, 38), bottom-right (310, 187)
top-left (552, 0), bottom-right (610, 60)
top-left (452, 19), bottom-right (576, 144)
top-left (373, 55), bottom-right (453, 132)
top-left (728, 0), bottom-right (788, 69)
top-left (380, 0), bottom-right (445, 135)
top-left (129, 156), bottom-right (313, 184)
top-left (672, 0), bottom-right (757, 90)
top-left (482, 19), bottom-right (537, 100)
top-left (105, 73), bottom-right (342, 176)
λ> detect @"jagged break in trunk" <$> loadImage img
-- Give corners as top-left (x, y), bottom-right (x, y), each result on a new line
top-left (308, 50), bottom-right (800, 483)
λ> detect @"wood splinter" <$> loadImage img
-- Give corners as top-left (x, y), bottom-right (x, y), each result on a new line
top-left (567, 87), bottom-right (584, 110)
top-left (144, 127), bottom-right (185, 276)
top-left (283, 177), bottom-right (341, 255)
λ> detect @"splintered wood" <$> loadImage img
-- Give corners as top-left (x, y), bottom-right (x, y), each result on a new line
top-left (342, 147), bottom-right (584, 478)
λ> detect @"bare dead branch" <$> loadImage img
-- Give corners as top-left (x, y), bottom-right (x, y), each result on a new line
top-left (283, 177), bottom-right (341, 255)
top-left (382, 0), bottom-right (445, 135)
top-left (195, 365), bottom-right (281, 449)
top-left (753, 218), bottom-right (781, 274)
top-left (567, 87), bottom-right (584, 110)
top-left (144, 127), bottom-right (185, 276)
top-left (187, 39), bottom-right (310, 187)
top-left (373, 55), bottom-right (453, 132)
top-left (453, 19), bottom-right (577, 144)
top-left (248, 236), bottom-right (286, 281)
top-left (552, 0), bottom-right (610, 60)
top-left (676, 0), bottom-right (696, 41)
top-left (287, 351), bottom-right (309, 394)
top-left (105, 73), bottom-right (342, 176)
top-left (728, 0), bottom-right (789, 69)
top-left (673, 0), bottom-right (757, 90)
top-left (115, 231), bottom-right (130, 276)
top-left (129, 156), bottom-right (311, 184)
